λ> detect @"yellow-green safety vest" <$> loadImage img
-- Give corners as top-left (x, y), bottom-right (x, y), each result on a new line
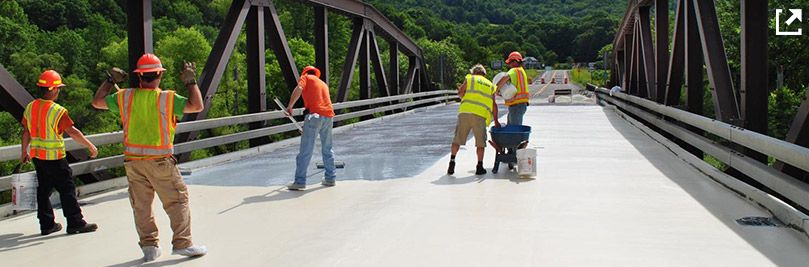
top-left (505, 67), bottom-right (530, 106)
top-left (117, 88), bottom-right (178, 160)
top-left (459, 74), bottom-right (495, 125)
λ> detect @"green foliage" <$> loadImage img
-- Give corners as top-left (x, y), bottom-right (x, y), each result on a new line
top-left (769, 87), bottom-right (807, 140)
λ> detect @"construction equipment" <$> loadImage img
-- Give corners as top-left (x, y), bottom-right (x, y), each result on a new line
top-left (488, 125), bottom-right (532, 174)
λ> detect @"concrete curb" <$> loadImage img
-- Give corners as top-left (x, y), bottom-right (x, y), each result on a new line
top-left (1, 102), bottom-right (455, 219)
top-left (605, 105), bottom-right (809, 241)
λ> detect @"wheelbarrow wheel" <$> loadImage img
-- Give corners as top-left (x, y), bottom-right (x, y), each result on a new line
top-left (508, 163), bottom-right (514, 170)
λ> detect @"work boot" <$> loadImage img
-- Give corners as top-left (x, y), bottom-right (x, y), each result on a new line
top-left (447, 161), bottom-right (455, 175)
top-left (173, 245), bottom-right (207, 257)
top-left (475, 164), bottom-right (487, 175)
top-left (142, 246), bottom-right (162, 262)
top-left (287, 182), bottom-right (306, 191)
top-left (41, 223), bottom-right (62, 236)
top-left (321, 178), bottom-right (335, 187)
top-left (67, 223), bottom-right (98, 235)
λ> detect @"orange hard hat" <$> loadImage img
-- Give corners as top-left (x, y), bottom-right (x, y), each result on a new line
top-left (302, 66), bottom-right (321, 78)
top-left (36, 70), bottom-right (66, 90)
top-left (133, 53), bottom-right (167, 73)
top-left (505, 51), bottom-right (523, 63)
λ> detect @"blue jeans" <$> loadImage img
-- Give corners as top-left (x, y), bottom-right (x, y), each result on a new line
top-left (507, 103), bottom-right (528, 125)
top-left (294, 114), bottom-right (336, 185)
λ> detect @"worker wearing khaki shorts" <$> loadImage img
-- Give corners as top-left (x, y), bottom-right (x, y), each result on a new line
top-left (448, 64), bottom-right (500, 175)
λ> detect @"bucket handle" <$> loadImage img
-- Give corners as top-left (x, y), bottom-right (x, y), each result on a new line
top-left (13, 163), bottom-right (24, 175)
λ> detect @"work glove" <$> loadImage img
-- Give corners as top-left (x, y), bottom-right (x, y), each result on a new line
top-left (107, 67), bottom-right (128, 83)
top-left (180, 61), bottom-right (198, 85)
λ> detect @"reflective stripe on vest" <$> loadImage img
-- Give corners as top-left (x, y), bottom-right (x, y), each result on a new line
top-left (24, 99), bottom-right (67, 160)
top-left (118, 89), bottom-right (176, 158)
top-left (505, 67), bottom-right (530, 106)
top-left (458, 75), bottom-right (494, 125)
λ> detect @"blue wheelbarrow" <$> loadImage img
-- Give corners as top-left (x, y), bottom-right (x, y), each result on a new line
top-left (488, 125), bottom-right (531, 173)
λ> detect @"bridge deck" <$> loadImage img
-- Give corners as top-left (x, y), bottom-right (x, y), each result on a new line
top-left (2, 102), bottom-right (808, 266)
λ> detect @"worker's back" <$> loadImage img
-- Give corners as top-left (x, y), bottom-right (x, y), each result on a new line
top-left (299, 75), bottom-right (334, 117)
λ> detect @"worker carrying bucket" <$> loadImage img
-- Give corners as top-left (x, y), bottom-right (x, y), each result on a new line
top-left (11, 164), bottom-right (37, 211)
top-left (20, 70), bottom-right (99, 236)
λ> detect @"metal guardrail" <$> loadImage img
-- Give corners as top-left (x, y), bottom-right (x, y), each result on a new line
top-left (590, 84), bottom-right (809, 210)
top-left (0, 91), bottom-right (457, 190)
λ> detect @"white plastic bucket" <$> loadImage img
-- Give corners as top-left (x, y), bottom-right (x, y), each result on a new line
top-left (12, 171), bottom-right (38, 210)
top-left (492, 72), bottom-right (517, 100)
top-left (516, 148), bottom-right (537, 178)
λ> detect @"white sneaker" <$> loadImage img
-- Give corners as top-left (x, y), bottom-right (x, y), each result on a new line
top-left (172, 245), bottom-right (207, 257)
top-left (142, 246), bottom-right (162, 262)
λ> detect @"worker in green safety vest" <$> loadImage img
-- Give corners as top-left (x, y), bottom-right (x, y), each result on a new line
top-left (448, 64), bottom-right (500, 175)
top-left (92, 53), bottom-right (207, 262)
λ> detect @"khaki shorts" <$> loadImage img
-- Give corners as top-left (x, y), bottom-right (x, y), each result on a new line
top-left (453, 113), bottom-right (487, 148)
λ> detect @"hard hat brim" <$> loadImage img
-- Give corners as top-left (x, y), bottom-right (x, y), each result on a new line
top-left (133, 67), bottom-right (167, 73)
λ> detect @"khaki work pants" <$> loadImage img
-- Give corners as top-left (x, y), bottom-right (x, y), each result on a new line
top-left (124, 157), bottom-right (193, 249)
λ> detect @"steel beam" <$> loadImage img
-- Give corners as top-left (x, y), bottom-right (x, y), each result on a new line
top-left (288, 0), bottom-right (422, 58)
top-left (389, 41), bottom-right (400, 95)
top-left (175, 0), bottom-right (250, 160)
top-left (740, 0), bottom-right (769, 163)
top-left (265, 3), bottom-right (299, 91)
top-left (776, 89), bottom-right (809, 183)
top-left (636, 23), bottom-right (649, 98)
top-left (639, 7), bottom-right (656, 100)
top-left (127, 0), bottom-right (153, 86)
top-left (655, 0), bottom-right (669, 104)
top-left (665, 0), bottom-right (685, 106)
top-left (685, 0), bottom-right (703, 116)
top-left (369, 31), bottom-right (390, 97)
top-left (623, 33), bottom-right (633, 91)
top-left (628, 28), bottom-right (638, 95)
top-left (359, 28), bottom-right (371, 100)
top-left (314, 6), bottom-right (329, 85)
top-left (0, 66), bottom-right (34, 120)
top-left (692, 0), bottom-right (740, 124)
top-left (402, 56), bottom-right (418, 95)
top-left (246, 6), bottom-right (271, 147)
top-left (336, 18), bottom-right (366, 103)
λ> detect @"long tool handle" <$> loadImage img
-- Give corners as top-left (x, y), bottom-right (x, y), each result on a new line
top-left (273, 97), bottom-right (304, 133)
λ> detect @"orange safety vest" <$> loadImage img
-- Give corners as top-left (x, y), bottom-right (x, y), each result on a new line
top-left (505, 67), bottom-right (530, 106)
top-left (117, 88), bottom-right (177, 160)
top-left (23, 99), bottom-right (67, 160)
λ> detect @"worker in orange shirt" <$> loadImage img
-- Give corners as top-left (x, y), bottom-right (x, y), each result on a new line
top-left (285, 66), bottom-right (337, 190)
top-left (20, 70), bottom-right (99, 236)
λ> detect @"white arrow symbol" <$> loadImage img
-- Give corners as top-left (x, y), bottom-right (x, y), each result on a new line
top-left (786, 9), bottom-right (802, 25)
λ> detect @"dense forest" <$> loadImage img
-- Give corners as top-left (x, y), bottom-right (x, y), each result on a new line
top-left (0, 0), bottom-right (807, 177)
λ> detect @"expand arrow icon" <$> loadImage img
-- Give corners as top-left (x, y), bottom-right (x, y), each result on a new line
top-left (786, 9), bottom-right (802, 25)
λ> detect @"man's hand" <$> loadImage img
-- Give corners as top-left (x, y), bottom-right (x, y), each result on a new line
top-left (180, 61), bottom-right (197, 85)
top-left (88, 144), bottom-right (98, 158)
top-left (20, 151), bottom-right (30, 164)
top-left (108, 67), bottom-right (128, 83)
top-left (286, 106), bottom-right (293, 118)
top-left (494, 120), bottom-right (502, 128)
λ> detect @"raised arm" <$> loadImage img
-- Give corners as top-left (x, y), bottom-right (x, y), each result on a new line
top-left (92, 82), bottom-right (114, 110)
top-left (180, 62), bottom-right (204, 113)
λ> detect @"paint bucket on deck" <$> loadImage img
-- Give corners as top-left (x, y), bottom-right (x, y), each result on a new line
top-left (516, 148), bottom-right (537, 178)
top-left (11, 164), bottom-right (38, 210)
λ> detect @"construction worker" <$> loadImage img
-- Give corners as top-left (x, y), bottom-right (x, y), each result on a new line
top-left (286, 66), bottom-right (336, 190)
top-left (20, 70), bottom-right (99, 236)
top-left (91, 54), bottom-right (206, 262)
top-left (495, 51), bottom-right (532, 125)
top-left (448, 64), bottom-right (500, 175)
